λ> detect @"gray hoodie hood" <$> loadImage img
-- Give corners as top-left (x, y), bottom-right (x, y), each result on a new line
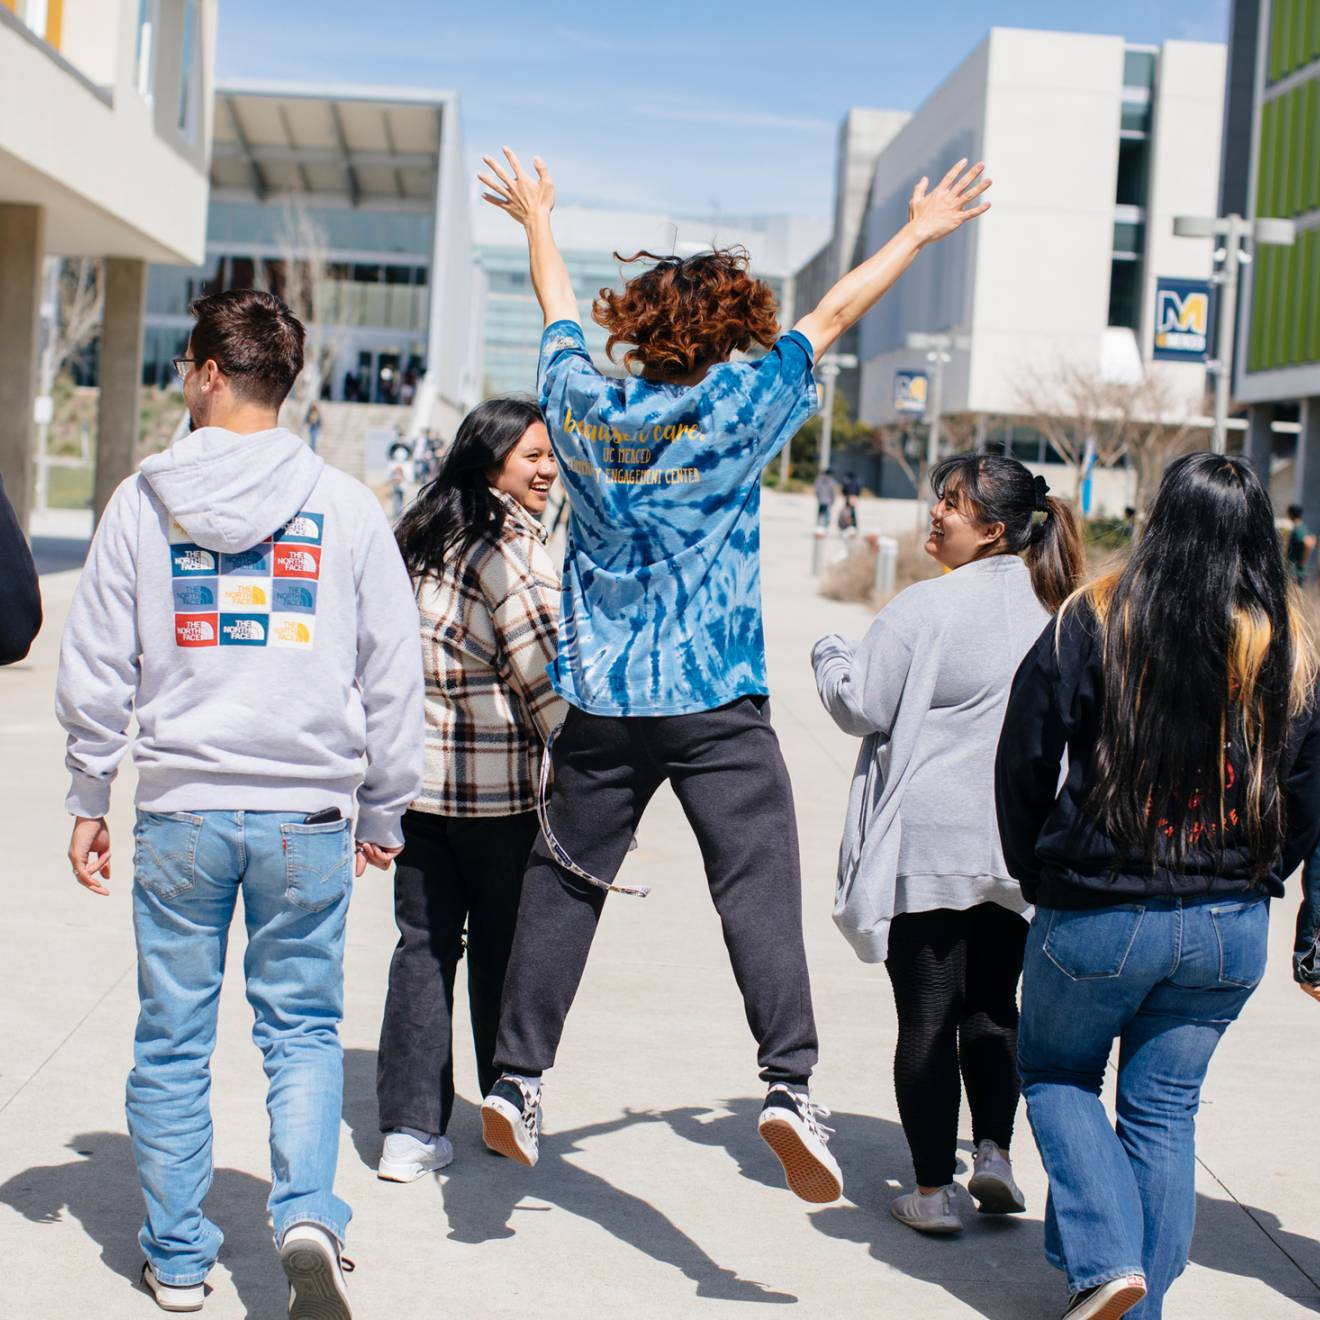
top-left (140, 426), bottom-right (324, 553)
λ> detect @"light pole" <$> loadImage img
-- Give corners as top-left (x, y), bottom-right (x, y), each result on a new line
top-left (815, 352), bottom-right (858, 477)
top-left (906, 330), bottom-right (969, 503)
top-left (1172, 213), bottom-right (1296, 455)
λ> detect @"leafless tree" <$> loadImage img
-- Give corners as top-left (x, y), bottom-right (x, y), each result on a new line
top-left (49, 258), bottom-right (103, 384)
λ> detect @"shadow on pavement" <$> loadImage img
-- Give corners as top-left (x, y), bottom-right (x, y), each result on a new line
top-left (341, 1048), bottom-right (797, 1304)
top-left (0, 1131), bottom-right (282, 1318)
top-left (1190, 1192), bottom-right (1320, 1312)
top-left (32, 535), bottom-right (90, 574)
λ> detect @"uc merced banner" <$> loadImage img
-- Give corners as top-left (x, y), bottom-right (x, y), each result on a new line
top-left (1153, 277), bottom-right (1214, 362)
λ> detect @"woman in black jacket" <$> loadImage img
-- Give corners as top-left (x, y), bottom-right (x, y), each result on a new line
top-left (0, 474), bottom-right (41, 665)
top-left (996, 453), bottom-right (1320, 1320)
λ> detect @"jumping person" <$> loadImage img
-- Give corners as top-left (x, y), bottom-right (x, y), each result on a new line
top-left (997, 453), bottom-right (1320, 1320)
top-left (375, 398), bottom-right (564, 1181)
top-left (472, 146), bottom-right (991, 1202)
top-left (812, 455), bottom-right (1081, 1234)
top-left (56, 289), bottom-right (423, 1319)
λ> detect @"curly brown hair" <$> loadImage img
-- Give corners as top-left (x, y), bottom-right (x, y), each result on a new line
top-left (591, 247), bottom-right (780, 382)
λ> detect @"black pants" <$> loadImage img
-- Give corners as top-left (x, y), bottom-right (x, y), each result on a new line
top-left (885, 902), bottom-right (1029, 1187)
top-left (494, 697), bottom-right (818, 1084)
top-left (376, 808), bottom-right (539, 1136)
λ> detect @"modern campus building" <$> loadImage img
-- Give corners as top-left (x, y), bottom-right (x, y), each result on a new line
top-left (143, 82), bottom-right (480, 442)
top-left (475, 204), bottom-right (828, 397)
top-left (795, 28), bottom-right (1230, 503)
top-left (1223, 0), bottom-right (1320, 516)
top-left (0, 0), bottom-right (216, 526)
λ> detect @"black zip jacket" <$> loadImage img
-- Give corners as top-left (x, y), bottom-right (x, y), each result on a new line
top-left (0, 475), bottom-right (41, 665)
top-left (995, 602), bottom-right (1320, 909)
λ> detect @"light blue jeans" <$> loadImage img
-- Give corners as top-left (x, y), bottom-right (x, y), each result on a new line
top-left (127, 809), bottom-right (354, 1285)
top-left (1018, 895), bottom-right (1267, 1316)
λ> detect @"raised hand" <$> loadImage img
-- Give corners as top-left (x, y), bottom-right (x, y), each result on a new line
top-left (907, 159), bottom-right (992, 246)
top-left (479, 147), bottom-right (555, 228)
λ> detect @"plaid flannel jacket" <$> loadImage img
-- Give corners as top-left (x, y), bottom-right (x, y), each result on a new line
top-left (412, 494), bottom-right (566, 816)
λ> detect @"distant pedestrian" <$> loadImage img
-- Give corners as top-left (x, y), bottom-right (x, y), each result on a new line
top-left (389, 460), bottom-right (407, 519)
top-left (996, 453), bottom-right (1320, 1320)
top-left (305, 403), bottom-right (322, 453)
top-left (837, 494), bottom-right (858, 537)
top-left (814, 469), bottom-right (838, 529)
top-left (0, 473), bottom-right (41, 664)
top-left (56, 289), bottom-right (423, 1319)
top-left (375, 397), bottom-right (564, 1183)
top-left (473, 143), bottom-right (989, 1203)
top-left (1286, 502), bottom-right (1314, 585)
top-left (842, 470), bottom-right (861, 499)
top-left (813, 454), bottom-right (1081, 1236)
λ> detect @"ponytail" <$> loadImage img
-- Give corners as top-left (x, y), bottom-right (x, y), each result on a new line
top-left (1024, 494), bottom-right (1083, 613)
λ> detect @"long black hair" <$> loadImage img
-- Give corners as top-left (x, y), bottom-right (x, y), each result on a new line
top-left (395, 396), bottom-right (543, 582)
top-left (930, 454), bottom-right (1083, 611)
top-left (1074, 452), bottom-right (1316, 875)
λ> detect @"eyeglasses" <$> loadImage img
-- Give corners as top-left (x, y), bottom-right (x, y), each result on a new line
top-left (172, 356), bottom-right (197, 382)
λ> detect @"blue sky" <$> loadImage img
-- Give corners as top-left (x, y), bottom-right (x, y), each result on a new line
top-left (215, 0), bottom-right (1229, 218)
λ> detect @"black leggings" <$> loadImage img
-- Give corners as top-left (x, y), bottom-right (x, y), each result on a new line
top-left (376, 809), bottom-right (539, 1136)
top-left (885, 902), bottom-right (1028, 1188)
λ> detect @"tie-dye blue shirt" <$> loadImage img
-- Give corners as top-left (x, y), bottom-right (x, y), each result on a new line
top-left (537, 319), bottom-right (818, 716)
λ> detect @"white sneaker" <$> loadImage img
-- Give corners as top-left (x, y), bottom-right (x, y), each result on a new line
top-left (280, 1222), bottom-right (353, 1320)
top-left (141, 1263), bottom-right (204, 1313)
top-left (967, 1139), bottom-right (1027, 1214)
top-left (757, 1084), bottom-right (844, 1203)
top-left (890, 1184), bottom-right (963, 1234)
top-left (481, 1075), bottom-right (542, 1166)
top-left (1062, 1275), bottom-right (1148, 1319)
top-left (377, 1130), bottom-right (454, 1183)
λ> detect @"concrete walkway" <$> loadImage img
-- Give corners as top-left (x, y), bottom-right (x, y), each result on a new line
top-left (1, 490), bottom-right (1316, 1318)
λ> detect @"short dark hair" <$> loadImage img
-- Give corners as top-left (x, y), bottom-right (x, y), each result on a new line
top-left (1289, 503), bottom-right (1305, 520)
top-left (188, 289), bottom-right (305, 408)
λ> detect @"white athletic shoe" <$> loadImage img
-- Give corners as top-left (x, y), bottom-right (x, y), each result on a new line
top-left (481, 1075), bottom-right (542, 1167)
top-left (757, 1084), bottom-right (844, 1203)
top-left (141, 1263), bottom-right (204, 1313)
top-left (890, 1184), bottom-right (964, 1234)
top-left (967, 1139), bottom-right (1027, 1214)
top-left (280, 1222), bottom-right (353, 1320)
top-left (376, 1130), bottom-right (454, 1183)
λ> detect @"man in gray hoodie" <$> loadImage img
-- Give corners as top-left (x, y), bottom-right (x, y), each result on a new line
top-left (55, 289), bottom-right (423, 1319)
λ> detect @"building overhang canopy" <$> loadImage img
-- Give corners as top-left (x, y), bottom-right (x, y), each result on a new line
top-left (212, 83), bottom-right (454, 207)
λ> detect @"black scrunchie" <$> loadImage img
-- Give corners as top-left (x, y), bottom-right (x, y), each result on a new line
top-left (1032, 474), bottom-right (1051, 513)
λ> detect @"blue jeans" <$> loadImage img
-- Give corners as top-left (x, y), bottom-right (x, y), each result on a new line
top-left (127, 809), bottom-right (354, 1286)
top-left (1018, 896), bottom-right (1267, 1316)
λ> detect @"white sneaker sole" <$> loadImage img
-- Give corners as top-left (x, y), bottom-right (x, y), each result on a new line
top-left (481, 1097), bottom-right (537, 1167)
top-left (1067, 1277), bottom-right (1147, 1320)
top-left (376, 1150), bottom-right (454, 1183)
top-left (968, 1169), bottom-right (1026, 1214)
top-left (141, 1265), bottom-right (204, 1313)
top-left (757, 1112), bottom-right (843, 1204)
top-left (280, 1236), bottom-right (351, 1320)
top-left (889, 1197), bottom-right (963, 1235)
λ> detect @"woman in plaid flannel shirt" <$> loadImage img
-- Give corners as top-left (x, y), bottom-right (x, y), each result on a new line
top-left (374, 397), bottom-right (566, 1182)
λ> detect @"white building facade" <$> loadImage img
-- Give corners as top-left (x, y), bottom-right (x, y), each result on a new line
top-left (800, 29), bottom-right (1229, 505)
top-left (0, 0), bottom-right (217, 524)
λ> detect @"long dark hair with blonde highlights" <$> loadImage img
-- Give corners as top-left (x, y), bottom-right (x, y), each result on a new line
top-left (1068, 452), bottom-right (1316, 878)
top-left (592, 247), bottom-right (780, 382)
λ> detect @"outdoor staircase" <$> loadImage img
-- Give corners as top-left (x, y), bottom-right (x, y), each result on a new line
top-left (281, 400), bottom-right (412, 483)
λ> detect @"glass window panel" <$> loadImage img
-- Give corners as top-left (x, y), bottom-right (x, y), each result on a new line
top-left (1120, 101), bottom-right (1151, 134)
top-left (1115, 138), bottom-right (1149, 207)
top-left (1123, 50), bottom-right (1157, 89)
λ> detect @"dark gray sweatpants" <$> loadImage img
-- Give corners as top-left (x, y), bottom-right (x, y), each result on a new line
top-left (493, 696), bottom-right (819, 1084)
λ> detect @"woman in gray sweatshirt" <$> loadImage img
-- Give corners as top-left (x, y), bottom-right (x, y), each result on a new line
top-left (812, 454), bottom-right (1082, 1235)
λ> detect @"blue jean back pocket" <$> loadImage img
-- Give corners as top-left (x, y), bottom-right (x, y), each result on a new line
top-left (1208, 900), bottom-right (1269, 989)
top-left (1042, 904), bottom-right (1145, 980)
top-left (282, 819), bottom-right (352, 913)
top-left (133, 810), bottom-right (204, 900)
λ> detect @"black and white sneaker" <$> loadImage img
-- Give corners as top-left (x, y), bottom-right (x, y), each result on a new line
top-left (481, 1075), bottom-right (542, 1167)
top-left (757, 1084), bottom-right (843, 1204)
top-left (1062, 1275), bottom-right (1147, 1320)
top-left (280, 1223), bottom-right (354, 1320)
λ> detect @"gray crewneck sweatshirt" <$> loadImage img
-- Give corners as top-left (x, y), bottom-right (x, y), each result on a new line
top-left (55, 426), bottom-right (424, 847)
top-left (811, 555), bottom-right (1047, 963)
